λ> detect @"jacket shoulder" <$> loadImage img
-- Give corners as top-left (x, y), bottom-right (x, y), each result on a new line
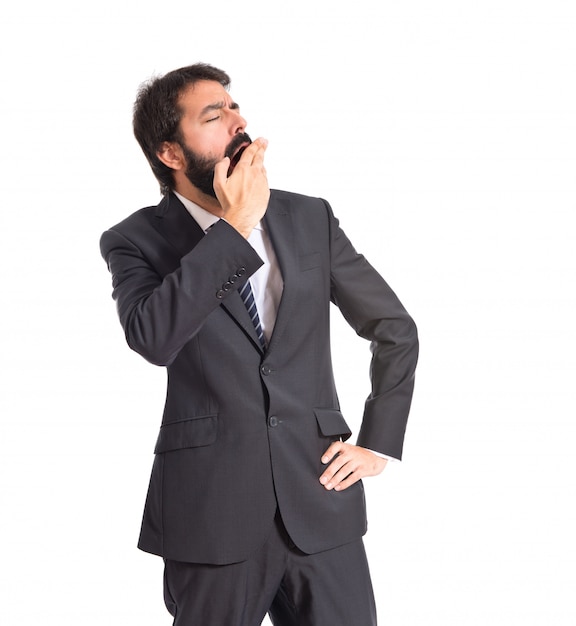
top-left (271, 188), bottom-right (324, 206)
top-left (103, 203), bottom-right (161, 236)
top-left (99, 195), bottom-right (173, 254)
top-left (269, 189), bottom-right (333, 224)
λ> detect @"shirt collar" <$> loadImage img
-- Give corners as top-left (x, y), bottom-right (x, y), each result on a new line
top-left (174, 191), bottom-right (219, 233)
top-left (174, 191), bottom-right (264, 234)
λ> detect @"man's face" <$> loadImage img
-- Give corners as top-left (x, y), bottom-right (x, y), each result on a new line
top-left (175, 80), bottom-right (252, 198)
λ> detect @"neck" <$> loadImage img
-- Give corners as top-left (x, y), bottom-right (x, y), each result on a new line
top-left (174, 179), bottom-right (224, 217)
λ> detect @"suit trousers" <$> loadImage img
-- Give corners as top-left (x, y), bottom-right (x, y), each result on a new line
top-left (163, 512), bottom-right (377, 626)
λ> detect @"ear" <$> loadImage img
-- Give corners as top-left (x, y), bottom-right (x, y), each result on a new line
top-left (157, 142), bottom-right (185, 171)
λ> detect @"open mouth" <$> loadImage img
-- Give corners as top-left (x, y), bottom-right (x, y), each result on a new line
top-left (227, 142), bottom-right (250, 176)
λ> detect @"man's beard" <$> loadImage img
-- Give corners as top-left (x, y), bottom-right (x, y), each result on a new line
top-left (180, 133), bottom-right (252, 199)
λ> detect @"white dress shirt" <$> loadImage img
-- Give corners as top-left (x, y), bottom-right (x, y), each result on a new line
top-left (174, 191), bottom-right (395, 463)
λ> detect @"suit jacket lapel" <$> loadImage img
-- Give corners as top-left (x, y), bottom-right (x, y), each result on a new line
top-left (153, 193), bottom-right (205, 257)
top-left (263, 193), bottom-right (298, 352)
top-left (221, 289), bottom-right (266, 353)
top-left (223, 192), bottom-right (298, 354)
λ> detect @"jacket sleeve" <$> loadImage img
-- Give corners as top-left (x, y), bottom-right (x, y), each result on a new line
top-left (100, 218), bottom-right (263, 367)
top-left (325, 200), bottom-right (419, 460)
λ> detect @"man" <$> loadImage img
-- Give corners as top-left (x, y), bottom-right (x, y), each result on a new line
top-left (100, 63), bottom-right (418, 625)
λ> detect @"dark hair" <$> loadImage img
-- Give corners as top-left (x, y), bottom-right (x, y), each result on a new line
top-left (133, 63), bottom-right (231, 195)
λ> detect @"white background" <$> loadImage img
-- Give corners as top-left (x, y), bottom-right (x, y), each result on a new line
top-left (1, 1), bottom-right (575, 624)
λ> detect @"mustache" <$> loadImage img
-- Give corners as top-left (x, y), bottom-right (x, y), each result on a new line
top-left (224, 133), bottom-right (252, 160)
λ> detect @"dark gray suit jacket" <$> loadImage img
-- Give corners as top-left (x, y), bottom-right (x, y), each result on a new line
top-left (100, 190), bottom-right (418, 565)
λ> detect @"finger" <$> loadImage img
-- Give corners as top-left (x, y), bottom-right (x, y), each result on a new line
top-left (333, 471), bottom-right (362, 491)
top-left (321, 441), bottom-right (345, 464)
top-left (324, 462), bottom-right (362, 491)
top-left (337, 457), bottom-right (358, 476)
top-left (321, 468), bottom-right (350, 490)
top-left (319, 457), bottom-right (346, 485)
top-left (319, 453), bottom-right (355, 488)
top-left (251, 138), bottom-right (268, 166)
top-left (332, 453), bottom-right (387, 488)
top-left (213, 157), bottom-right (231, 193)
top-left (240, 137), bottom-right (268, 166)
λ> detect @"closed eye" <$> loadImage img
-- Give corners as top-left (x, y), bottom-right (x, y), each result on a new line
top-left (201, 99), bottom-right (240, 122)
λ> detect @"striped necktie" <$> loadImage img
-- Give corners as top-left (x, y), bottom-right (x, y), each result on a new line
top-left (239, 281), bottom-right (266, 348)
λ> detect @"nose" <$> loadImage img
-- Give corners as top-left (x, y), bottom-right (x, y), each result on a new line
top-left (231, 109), bottom-right (247, 135)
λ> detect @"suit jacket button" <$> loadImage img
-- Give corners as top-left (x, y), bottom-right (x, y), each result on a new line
top-left (268, 416), bottom-right (279, 428)
top-left (261, 365), bottom-right (271, 376)
top-left (237, 267), bottom-right (246, 276)
top-left (216, 290), bottom-right (226, 299)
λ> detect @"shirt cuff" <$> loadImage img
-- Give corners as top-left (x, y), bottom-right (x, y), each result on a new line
top-left (364, 448), bottom-right (399, 462)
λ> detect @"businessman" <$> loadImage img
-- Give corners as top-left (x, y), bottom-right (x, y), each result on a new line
top-left (100, 63), bottom-right (418, 625)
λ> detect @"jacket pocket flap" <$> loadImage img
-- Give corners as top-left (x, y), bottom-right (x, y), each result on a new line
top-left (154, 415), bottom-right (217, 454)
top-left (314, 409), bottom-right (352, 441)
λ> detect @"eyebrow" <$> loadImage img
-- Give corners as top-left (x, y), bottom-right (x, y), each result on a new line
top-left (199, 101), bottom-right (240, 117)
